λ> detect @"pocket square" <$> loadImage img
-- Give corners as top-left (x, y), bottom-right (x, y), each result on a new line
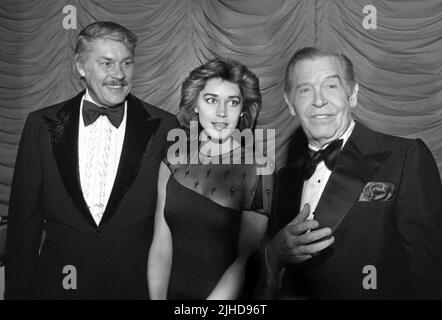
top-left (358, 181), bottom-right (395, 201)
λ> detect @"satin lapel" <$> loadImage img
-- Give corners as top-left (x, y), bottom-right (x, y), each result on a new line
top-left (314, 125), bottom-right (391, 232)
top-left (98, 95), bottom-right (161, 229)
top-left (45, 91), bottom-right (97, 228)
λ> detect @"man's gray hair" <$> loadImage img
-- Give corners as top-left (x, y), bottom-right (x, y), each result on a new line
top-left (74, 21), bottom-right (137, 63)
top-left (284, 47), bottom-right (356, 95)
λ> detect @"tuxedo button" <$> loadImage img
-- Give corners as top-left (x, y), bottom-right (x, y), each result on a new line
top-left (95, 232), bottom-right (102, 238)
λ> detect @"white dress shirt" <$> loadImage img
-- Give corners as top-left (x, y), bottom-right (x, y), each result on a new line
top-left (78, 90), bottom-right (127, 225)
top-left (301, 120), bottom-right (355, 220)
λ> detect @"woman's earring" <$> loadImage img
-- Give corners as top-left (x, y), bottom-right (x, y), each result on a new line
top-left (239, 112), bottom-right (245, 129)
top-left (194, 108), bottom-right (199, 113)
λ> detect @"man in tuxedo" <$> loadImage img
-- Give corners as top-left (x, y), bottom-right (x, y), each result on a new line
top-left (263, 47), bottom-right (442, 299)
top-left (5, 21), bottom-right (177, 299)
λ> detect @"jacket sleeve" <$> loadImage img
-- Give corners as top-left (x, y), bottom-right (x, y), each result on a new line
top-left (249, 168), bottom-right (283, 300)
top-left (396, 139), bottom-right (442, 299)
top-left (5, 112), bottom-right (44, 299)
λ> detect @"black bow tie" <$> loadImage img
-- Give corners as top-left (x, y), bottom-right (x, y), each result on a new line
top-left (303, 139), bottom-right (343, 179)
top-left (82, 100), bottom-right (125, 128)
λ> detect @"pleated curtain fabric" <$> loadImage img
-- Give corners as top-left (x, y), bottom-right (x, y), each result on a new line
top-left (0, 0), bottom-right (441, 220)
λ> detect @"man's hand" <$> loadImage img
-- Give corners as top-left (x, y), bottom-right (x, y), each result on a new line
top-left (266, 204), bottom-right (335, 271)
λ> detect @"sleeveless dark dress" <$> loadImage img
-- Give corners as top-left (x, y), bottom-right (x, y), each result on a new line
top-left (163, 150), bottom-right (272, 299)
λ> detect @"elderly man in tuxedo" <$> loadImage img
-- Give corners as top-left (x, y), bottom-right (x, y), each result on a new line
top-left (263, 47), bottom-right (442, 299)
top-left (5, 21), bottom-right (176, 299)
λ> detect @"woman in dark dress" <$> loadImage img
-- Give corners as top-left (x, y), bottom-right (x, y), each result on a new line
top-left (148, 58), bottom-right (273, 300)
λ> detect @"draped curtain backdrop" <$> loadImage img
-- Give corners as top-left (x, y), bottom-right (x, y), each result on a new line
top-left (0, 0), bottom-right (441, 252)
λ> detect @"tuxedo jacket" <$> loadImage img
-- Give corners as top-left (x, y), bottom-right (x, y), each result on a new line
top-left (265, 121), bottom-right (442, 299)
top-left (5, 91), bottom-right (177, 299)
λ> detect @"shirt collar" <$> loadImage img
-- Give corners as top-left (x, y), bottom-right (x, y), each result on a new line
top-left (84, 89), bottom-right (95, 104)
